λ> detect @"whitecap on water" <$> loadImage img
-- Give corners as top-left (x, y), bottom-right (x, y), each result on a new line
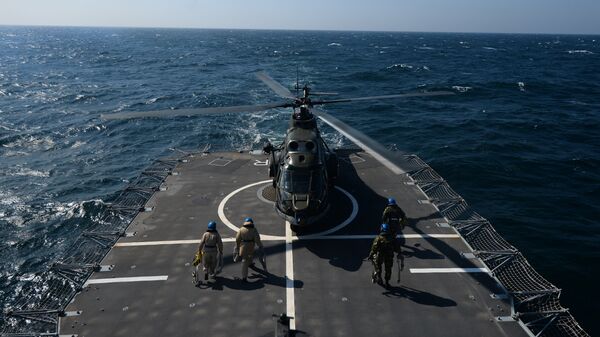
top-left (452, 86), bottom-right (472, 93)
top-left (2, 150), bottom-right (29, 157)
top-left (517, 82), bottom-right (526, 92)
top-left (10, 167), bottom-right (50, 178)
top-left (386, 63), bottom-right (413, 70)
top-left (2, 135), bottom-right (56, 152)
top-left (0, 124), bottom-right (19, 132)
top-left (0, 191), bottom-right (23, 206)
top-left (328, 43), bottom-right (342, 47)
top-left (567, 50), bottom-right (594, 55)
top-left (71, 140), bottom-right (86, 148)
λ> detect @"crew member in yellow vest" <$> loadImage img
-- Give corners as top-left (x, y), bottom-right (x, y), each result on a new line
top-left (234, 217), bottom-right (263, 282)
top-left (197, 221), bottom-right (223, 284)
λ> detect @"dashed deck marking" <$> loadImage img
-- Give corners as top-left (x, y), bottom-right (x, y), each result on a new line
top-left (114, 234), bottom-right (460, 247)
top-left (208, 158), bottom-right (233, 166)
top-left (409, 268), bottom-right (489, 274)
top-left (84, 275), bottom-right (169, 286)
top-left (285, 221), bottom-right (296, 331)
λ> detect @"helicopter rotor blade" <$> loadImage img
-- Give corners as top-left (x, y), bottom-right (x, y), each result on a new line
top-left (312, 91), bottom-right (454, 105)
top-left (100, 101), bottom-right (291, 120)
top-left (255, 71), bottom-right (298, 100)
top-left (311, 92), bottom-right (339, 96)
top-left (312, 108), bottom-right (411, 175)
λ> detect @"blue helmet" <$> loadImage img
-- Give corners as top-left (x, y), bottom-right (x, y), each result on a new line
top-left (380, 223), bottom-right (389, 233)
top-left (207, 221), bottom-right (216, 230)
top-left (244, 217), bottom-right (253, 223)
top-left (387, 197), bottom-right (397, 206)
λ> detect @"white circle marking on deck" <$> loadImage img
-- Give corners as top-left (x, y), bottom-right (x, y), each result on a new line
top-left (217, 180), bottom-right (358, 240)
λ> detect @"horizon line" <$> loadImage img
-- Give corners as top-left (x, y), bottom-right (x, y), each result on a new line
top-left (1, 23), bottom-right (599, 36)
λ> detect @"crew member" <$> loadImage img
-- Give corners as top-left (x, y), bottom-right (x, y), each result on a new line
top-left (197, 221), bottom-right (224, 283)
top-left (381, 197), bottom-right (407, 237)
top-left (235, 217), bottom-right (264, 282)
top-left (368, 223), bottom-right (403, 287)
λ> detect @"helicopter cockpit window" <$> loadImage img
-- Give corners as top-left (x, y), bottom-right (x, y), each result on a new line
top-left (280, 170), bottom-right (311, 194)
top-left (280, 169), bottom-right (325, 195)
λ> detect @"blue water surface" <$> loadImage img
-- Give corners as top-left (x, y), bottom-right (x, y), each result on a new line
top-left (0, 27), bottom-right (598, 333)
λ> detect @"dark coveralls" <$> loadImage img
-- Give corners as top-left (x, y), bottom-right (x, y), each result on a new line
top-left (382, 204), bottom-right (407, 237)
top-left (368, 232), bottom-right (402, 284)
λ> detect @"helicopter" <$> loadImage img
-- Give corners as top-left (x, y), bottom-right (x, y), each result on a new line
top-left (101, 71), bottom-right (453, 226)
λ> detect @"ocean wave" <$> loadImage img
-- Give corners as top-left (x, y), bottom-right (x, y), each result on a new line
top-left (70, 140), bottom-right (87, 148)
top-left (0, 192), bottom-right (106, 228)
top-left (386, 63), bottom-right (413, 70)
top-left (2, 150), bottom-right (29, 157)
top-left (566, 50), bottom-right (594, 54)
top-left (0, 124), bottom-right (19, 132)
top-left (452, 85), bottom-right (472, 92)
top-left (145, 95), bottom-right (171, 104)
top-left (328, 43), bottom-right (342, 47)
top-left (1, 135), bottom-right (56, 152)
top-left (8, 167), bottom-right (50, 178)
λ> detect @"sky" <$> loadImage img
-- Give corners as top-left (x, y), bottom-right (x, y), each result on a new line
top-left (1, 0), bottom-right (599, 35)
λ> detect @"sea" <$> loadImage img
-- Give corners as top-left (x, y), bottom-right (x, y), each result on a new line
top-left (0, 26), bottom-right (598, 334)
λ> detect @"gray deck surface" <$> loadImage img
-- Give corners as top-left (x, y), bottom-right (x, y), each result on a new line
top-left (59, 150), bottom-right (529, 337)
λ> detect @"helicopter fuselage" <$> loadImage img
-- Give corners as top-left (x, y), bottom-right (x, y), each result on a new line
top-left (268, 108), bottom-right (338, 226)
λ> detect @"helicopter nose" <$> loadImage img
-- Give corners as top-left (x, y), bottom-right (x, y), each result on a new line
top-left (292, 193), bottom-right (310, 211)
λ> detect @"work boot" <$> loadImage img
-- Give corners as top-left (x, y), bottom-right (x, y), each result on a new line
top-left (385, 280), bottom-right (391, 288)
top-left (204, 273), bottom-right (208, 281)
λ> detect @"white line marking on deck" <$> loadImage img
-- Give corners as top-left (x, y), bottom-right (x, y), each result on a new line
top-left (299, 187), bottom-right (358, 238)
top-left (218, 180), bottom-right (273, 234)
top-left (218, 180), bottom-right (358, 240)
top-left (84, 275), bottom-right (168, 286)
top-left (409, 268), bottom-right (489, 274)
top-left (299, 234), bottom-right (460, 240)
top-left (115, 238), bottom-right (235, 247)
top-left (114, 234), bottom-right (461, 247)
top-left (285, 221), bottom-right (296, 331)
top-left (208, 158), bottom-right (232, 167)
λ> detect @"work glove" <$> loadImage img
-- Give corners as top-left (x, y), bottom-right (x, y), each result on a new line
top-left (233, 246), bottom-right (240, 263)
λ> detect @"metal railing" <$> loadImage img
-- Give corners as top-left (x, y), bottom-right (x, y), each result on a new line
top-left (401, 154), bottom-right (589, 337)
top-left (1, 156), bottom-right (182, 336)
